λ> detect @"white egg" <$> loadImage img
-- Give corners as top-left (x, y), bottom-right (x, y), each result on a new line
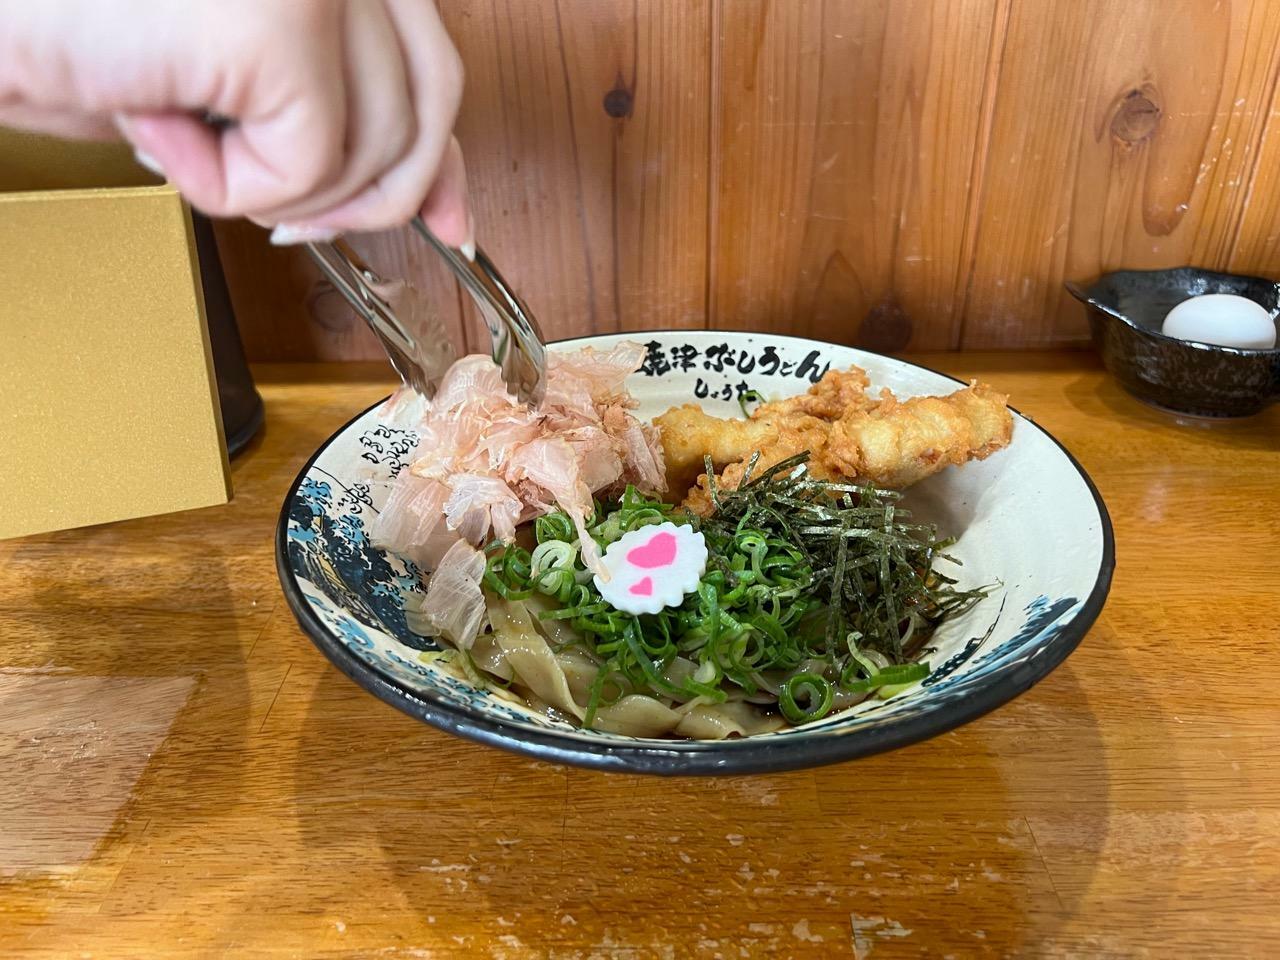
top-left (1161, 293), bottom-right (1277, 350)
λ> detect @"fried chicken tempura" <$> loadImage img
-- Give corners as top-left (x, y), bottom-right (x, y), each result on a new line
top-left (654, 367), bottom-right (1013, 515)
top-left (657, 368), bottom-right (876, 497)
top-left (653, 405), bottom-right (778, 499)
top-left (752, 366), bottom-right (877, 421)
top-left (825, 382), bottom-right (1013, 488)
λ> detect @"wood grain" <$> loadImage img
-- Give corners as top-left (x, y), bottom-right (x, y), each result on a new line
top-left (711, 0), bottom-right (1004, 351)
top-left (443, 0), bottom-right (711, 339)
top-left (1228, 33), bottom-right (1280, 278)
top-left (2, 357), bottom-right (1279, 958)
top-left (209, 0), bottom-right (1280, 359)
top-left (962, 0), bottom-right (1280, 348)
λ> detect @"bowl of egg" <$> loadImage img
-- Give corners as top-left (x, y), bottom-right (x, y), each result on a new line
top-left (1066, 267), bottom-right (1280, 417)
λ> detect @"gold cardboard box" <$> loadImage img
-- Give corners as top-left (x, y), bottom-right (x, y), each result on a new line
top-left (0, 131), bottom-right (231, 540)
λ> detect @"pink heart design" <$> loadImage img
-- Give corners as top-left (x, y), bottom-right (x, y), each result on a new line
top-left (627, 531), bottom-right (677, 569)
top-left (629, 576), bottom-right (654, 597)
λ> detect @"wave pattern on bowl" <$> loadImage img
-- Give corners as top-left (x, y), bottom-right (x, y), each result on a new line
top-left (277, 332), bottom-right (1113, 773)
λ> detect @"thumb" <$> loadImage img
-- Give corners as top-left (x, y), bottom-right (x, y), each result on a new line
top-left (116, 111), bottom-right (229, 213)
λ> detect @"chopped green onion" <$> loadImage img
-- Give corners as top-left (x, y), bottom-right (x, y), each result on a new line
top-left (780, 673), bottom-right (834, 723)
top-left (841, 661), bottom-right (930, 693)
top-left (482, 458), bottom-right (987, 730)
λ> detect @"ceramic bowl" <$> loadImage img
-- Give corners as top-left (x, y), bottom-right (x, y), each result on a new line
top-left (276, 331), bottom-right (1114, 775)
top-left (1066, 267), bottom-right (1280, 418)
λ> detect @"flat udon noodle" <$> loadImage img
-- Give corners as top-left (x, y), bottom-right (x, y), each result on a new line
top-left (486, 594), bottom-right (585, 722)
top-left (411, 585), bottom-right (845, 738)
top-left (466, 632), bottom-right (515, 682)
top-left (444, 594), bottom-right (787, 739)
top-left (586, 695), bottom-right (786, 739)
top-left (405, 594), bottom-right (512, 681)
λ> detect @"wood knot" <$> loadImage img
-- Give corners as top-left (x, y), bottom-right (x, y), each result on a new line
top-left (856, 298), bottom-right (913, 354)
top-left (308, 281), bottom-right (357, 333)
top-left (603, 84), bottom-right (633, 119)
top-left (1110, 87), bottom-right (1161, 144)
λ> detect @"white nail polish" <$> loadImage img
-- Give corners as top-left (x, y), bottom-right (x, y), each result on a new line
top-left (133, 148), bottom-right (165, 178)
top-left (461, 210), bottom-right (477, 261)
top-left (270, 224), bottom-right (339, 246)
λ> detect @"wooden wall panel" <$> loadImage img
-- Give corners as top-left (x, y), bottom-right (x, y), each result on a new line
top-left (1228, 52), bottom-right (1280, 278)
top-left (962, 0), bottom-right (1280, 348)
top-left (443, 0), bottom-right (710, 340)
top-left (210, 0), bottom-right (1280, 360)
top-left (711, 0), bottom-right (1004, 351)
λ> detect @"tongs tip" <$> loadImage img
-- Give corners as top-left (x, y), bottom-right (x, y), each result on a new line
top-left (306, 220), bottom-right (548, 407)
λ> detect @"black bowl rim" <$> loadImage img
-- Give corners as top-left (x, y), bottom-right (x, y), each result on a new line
top-left (275, 330), bottom-right (1116, 776)
top-left (1066, 268), bottom-right (1280, 358)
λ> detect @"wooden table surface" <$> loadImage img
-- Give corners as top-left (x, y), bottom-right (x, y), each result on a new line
top-left (2, 353), bottom-right (1278, 959)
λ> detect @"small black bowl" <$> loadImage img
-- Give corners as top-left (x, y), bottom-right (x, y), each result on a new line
top-left (1066, 267), bottom-right (1280, 418)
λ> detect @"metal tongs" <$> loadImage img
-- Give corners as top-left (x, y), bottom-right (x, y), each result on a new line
top-left (306, 217), bottom-right (548, 404)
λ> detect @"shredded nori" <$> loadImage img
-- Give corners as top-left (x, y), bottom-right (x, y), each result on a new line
top-left (484, 452), bottom-right (990, 727)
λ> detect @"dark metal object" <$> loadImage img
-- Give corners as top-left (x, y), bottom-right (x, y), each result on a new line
top-left (191, 212), bottom-right (264, 456)
top-left (1067, 267), bottom-right (1280, 418)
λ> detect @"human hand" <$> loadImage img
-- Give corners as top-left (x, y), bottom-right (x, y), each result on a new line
top-left (0, 0), bottom-right (471, 246)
